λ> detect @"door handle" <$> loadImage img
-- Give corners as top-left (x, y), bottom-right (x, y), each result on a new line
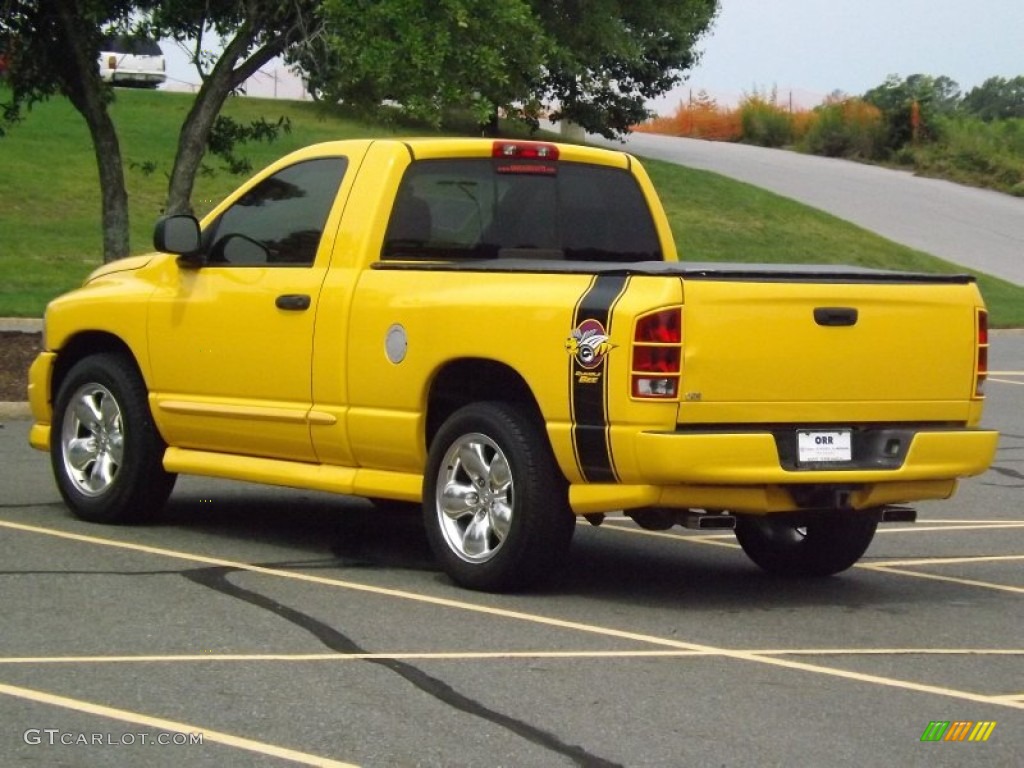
top-left (276, 294), bottom-right (311, 311)
top-left (814, 307), bottom-right (858, 327)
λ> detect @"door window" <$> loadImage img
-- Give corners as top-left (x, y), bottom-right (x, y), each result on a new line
top-left (204, 158), bottom-right (348, 266)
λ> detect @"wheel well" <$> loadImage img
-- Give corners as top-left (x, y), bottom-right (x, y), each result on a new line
top-left (425, 359), bottom-right (543, 449)
top-left (52, 332), bottom-right (140, 402)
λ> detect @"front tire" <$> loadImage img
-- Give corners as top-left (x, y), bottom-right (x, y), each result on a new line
top-left (734, 513), bottom-right (877, 577)
top-left (51, 353), bottom-right (176, 524)
top-left (424, 402), bottom-right (575, 592)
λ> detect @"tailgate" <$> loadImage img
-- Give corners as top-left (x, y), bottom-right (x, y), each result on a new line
top-left (679, 277), bottom-right (984, 424)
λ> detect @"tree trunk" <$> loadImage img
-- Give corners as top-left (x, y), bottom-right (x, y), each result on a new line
top-left (55, 0), bottom-right (129, 262)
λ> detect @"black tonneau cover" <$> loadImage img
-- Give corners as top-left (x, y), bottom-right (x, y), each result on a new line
top-left (373, 259), bottom-right (976, 285)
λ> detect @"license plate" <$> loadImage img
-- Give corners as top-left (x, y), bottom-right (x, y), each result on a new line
top-left (797, 430), bottom-right (852, 463)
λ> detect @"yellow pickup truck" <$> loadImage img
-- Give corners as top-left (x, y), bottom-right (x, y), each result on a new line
top-left (27, 138), bottom-right (997, 591)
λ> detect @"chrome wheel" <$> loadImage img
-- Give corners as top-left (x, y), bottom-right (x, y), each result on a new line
top-left (59, 383), bottom-right (124, 497)
top-left (50, 353), bottom-right (176, 523)
top-left (435, 432), bottom-right (514, 563)
top-left (424, 402), bottom-right (575, 592)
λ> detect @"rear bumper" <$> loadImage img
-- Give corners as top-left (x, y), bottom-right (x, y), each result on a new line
top-left (631, 427), bottom-right (998, 485)
top-left (566, 426), bottom-right (998, 516)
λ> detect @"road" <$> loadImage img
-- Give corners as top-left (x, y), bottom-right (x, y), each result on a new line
top-left (1, 335), bottom-right (1021, 767)
top-left (587, 131), bottom-right (1024, 286)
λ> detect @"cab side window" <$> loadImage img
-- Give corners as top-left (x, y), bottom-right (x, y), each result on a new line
top-left (205, 158), bottom-right (348, 266)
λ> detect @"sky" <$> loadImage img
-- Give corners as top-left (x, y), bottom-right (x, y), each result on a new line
top-left (162, 1), bottom-right (1024, 108)
top-left (654, 0), bottom-right (1024, 110)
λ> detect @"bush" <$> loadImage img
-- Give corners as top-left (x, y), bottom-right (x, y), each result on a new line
top-left (635, 91), bottom-right (743, 141)
top-left (738, 92), bottom-right (793, 147)
top-left (802, 98), bottom-right (884, 159)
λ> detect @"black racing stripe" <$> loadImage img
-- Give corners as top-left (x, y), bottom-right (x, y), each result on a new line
top-left (570, 274), bottom-right (629, 482)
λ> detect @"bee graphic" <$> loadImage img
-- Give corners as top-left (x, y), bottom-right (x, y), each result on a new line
top-left (566, 319), bottom-right (615, 369)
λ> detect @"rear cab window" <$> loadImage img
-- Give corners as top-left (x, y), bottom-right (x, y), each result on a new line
top-left (382, 156), bottom-right (662, 263)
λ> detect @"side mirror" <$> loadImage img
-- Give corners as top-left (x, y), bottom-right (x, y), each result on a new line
top-left (154, 214), bottom-right (202, 262)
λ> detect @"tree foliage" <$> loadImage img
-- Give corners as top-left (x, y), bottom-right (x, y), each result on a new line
top-left (299, 0), bottom-right (547, 130)
top-left (302, 0), bottom-right (719, 138)
top-left (863, 73), bottom-right (961, 150)
top-left (532, 0), bottom-right (718, 137)
top-left (961, 76), bottom-right (1024, 121)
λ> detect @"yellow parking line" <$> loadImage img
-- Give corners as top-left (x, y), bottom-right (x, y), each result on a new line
top-left (1, 648), bottom-right (1021, 665)
top-left (0, 651), bottom-right (713, 665)
top-left (595, 522), bottom-right (739, 547)
top-left (0, 682), bottom-right (357, 767)
top-left (991, 694), bottom-right (1024, 703)
top-left (877, 523), bottom-right (1024, 534)
top-left (866, 554), bottom-right (1024, 567)
top-left (3, 520), bottom-right (1023, 712)
top-left (915, 519), bottom-right (1024, 524)
top-left (988, 370), bottom-right (1024, 375)
top-left (856, 564), bottom-right (1024, 594)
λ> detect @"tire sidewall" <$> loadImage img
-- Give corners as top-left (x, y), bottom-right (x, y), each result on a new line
top-left (424, 402), bottom-right (572, 592)
top-left (735, 514), bottom-right (878, 577)
top-left (51, 354), bottom-right (169, 523)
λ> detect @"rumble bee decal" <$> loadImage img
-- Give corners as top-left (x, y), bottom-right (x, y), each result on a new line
top-left (565, 319), bottom-right (615, 370)
top-left (569, 274), bottom-right (630, 483)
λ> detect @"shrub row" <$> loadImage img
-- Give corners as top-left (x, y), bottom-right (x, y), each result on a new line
top-left (637, 89), bottom-right (1024, 196)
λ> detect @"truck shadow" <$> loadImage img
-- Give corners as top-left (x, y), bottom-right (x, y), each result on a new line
top-left (155, 491), bottom-right (923, 613)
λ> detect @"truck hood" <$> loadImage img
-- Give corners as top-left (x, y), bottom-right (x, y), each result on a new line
top-left (85, 254), bottom-right (156, 283)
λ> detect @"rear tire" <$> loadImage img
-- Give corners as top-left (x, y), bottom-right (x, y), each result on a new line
top-left (424, 402), bottom-right (575, 592)
top-left (51, 353), bottom-right (176, 524)
top-left (734, 513), bottom-right (877, 577)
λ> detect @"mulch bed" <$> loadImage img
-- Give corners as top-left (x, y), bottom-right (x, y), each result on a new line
top-left (0, 332), bottom-right (42, 402)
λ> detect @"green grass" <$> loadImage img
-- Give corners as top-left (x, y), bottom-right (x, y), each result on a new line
top-left (2, 87), bottom-right (1022, 325)
top-left (644, 159), bottom-right (1024, 327)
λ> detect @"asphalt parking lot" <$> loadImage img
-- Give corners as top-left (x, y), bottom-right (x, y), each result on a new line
top-left (1, 333), bottom-right (1021, 767)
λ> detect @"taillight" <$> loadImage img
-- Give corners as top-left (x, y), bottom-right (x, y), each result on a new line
top-left (975, 309), bottom-right (988, 398)
top-left (107, 56), bottom-right (117, 70)
top-left (632, 308), bottom-right (682, 399)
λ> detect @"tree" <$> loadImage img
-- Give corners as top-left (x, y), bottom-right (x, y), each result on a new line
top-left (531, 0), bottom-right (719, 137)
top-left (1, 1), bottom-right (322, 261)
top-left (299, 0), bottom-right (549, 131)
top-left (863, 73), bottom-right (961, 151)
top-left (147, 1), bottom-right (323, 214)
top-left (2, 1), bottom-right (136, 259)
top-left (302, 0), bottom-right (719, 139)
top-left (962, 76), bottom-right (1024, 121)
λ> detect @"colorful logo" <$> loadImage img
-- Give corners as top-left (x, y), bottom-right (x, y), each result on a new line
top-left (920, 721), bottom-right (997, 742)
top-left (566, 319), bottom-right (615, 369)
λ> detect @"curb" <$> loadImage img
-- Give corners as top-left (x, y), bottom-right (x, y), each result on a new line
top-left (0, 318), bottom-right (43, 333)
top-left (0, 402), bottom-right (31, 420)
top-left (1, 319), bottom-right (40, 420)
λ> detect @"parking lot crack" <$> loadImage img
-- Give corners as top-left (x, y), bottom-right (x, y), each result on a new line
top-left (182, 564), bottom-right (623, 768)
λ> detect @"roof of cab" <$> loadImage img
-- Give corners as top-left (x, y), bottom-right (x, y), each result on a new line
top-left (277, 137), bottom-right (633, 170)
